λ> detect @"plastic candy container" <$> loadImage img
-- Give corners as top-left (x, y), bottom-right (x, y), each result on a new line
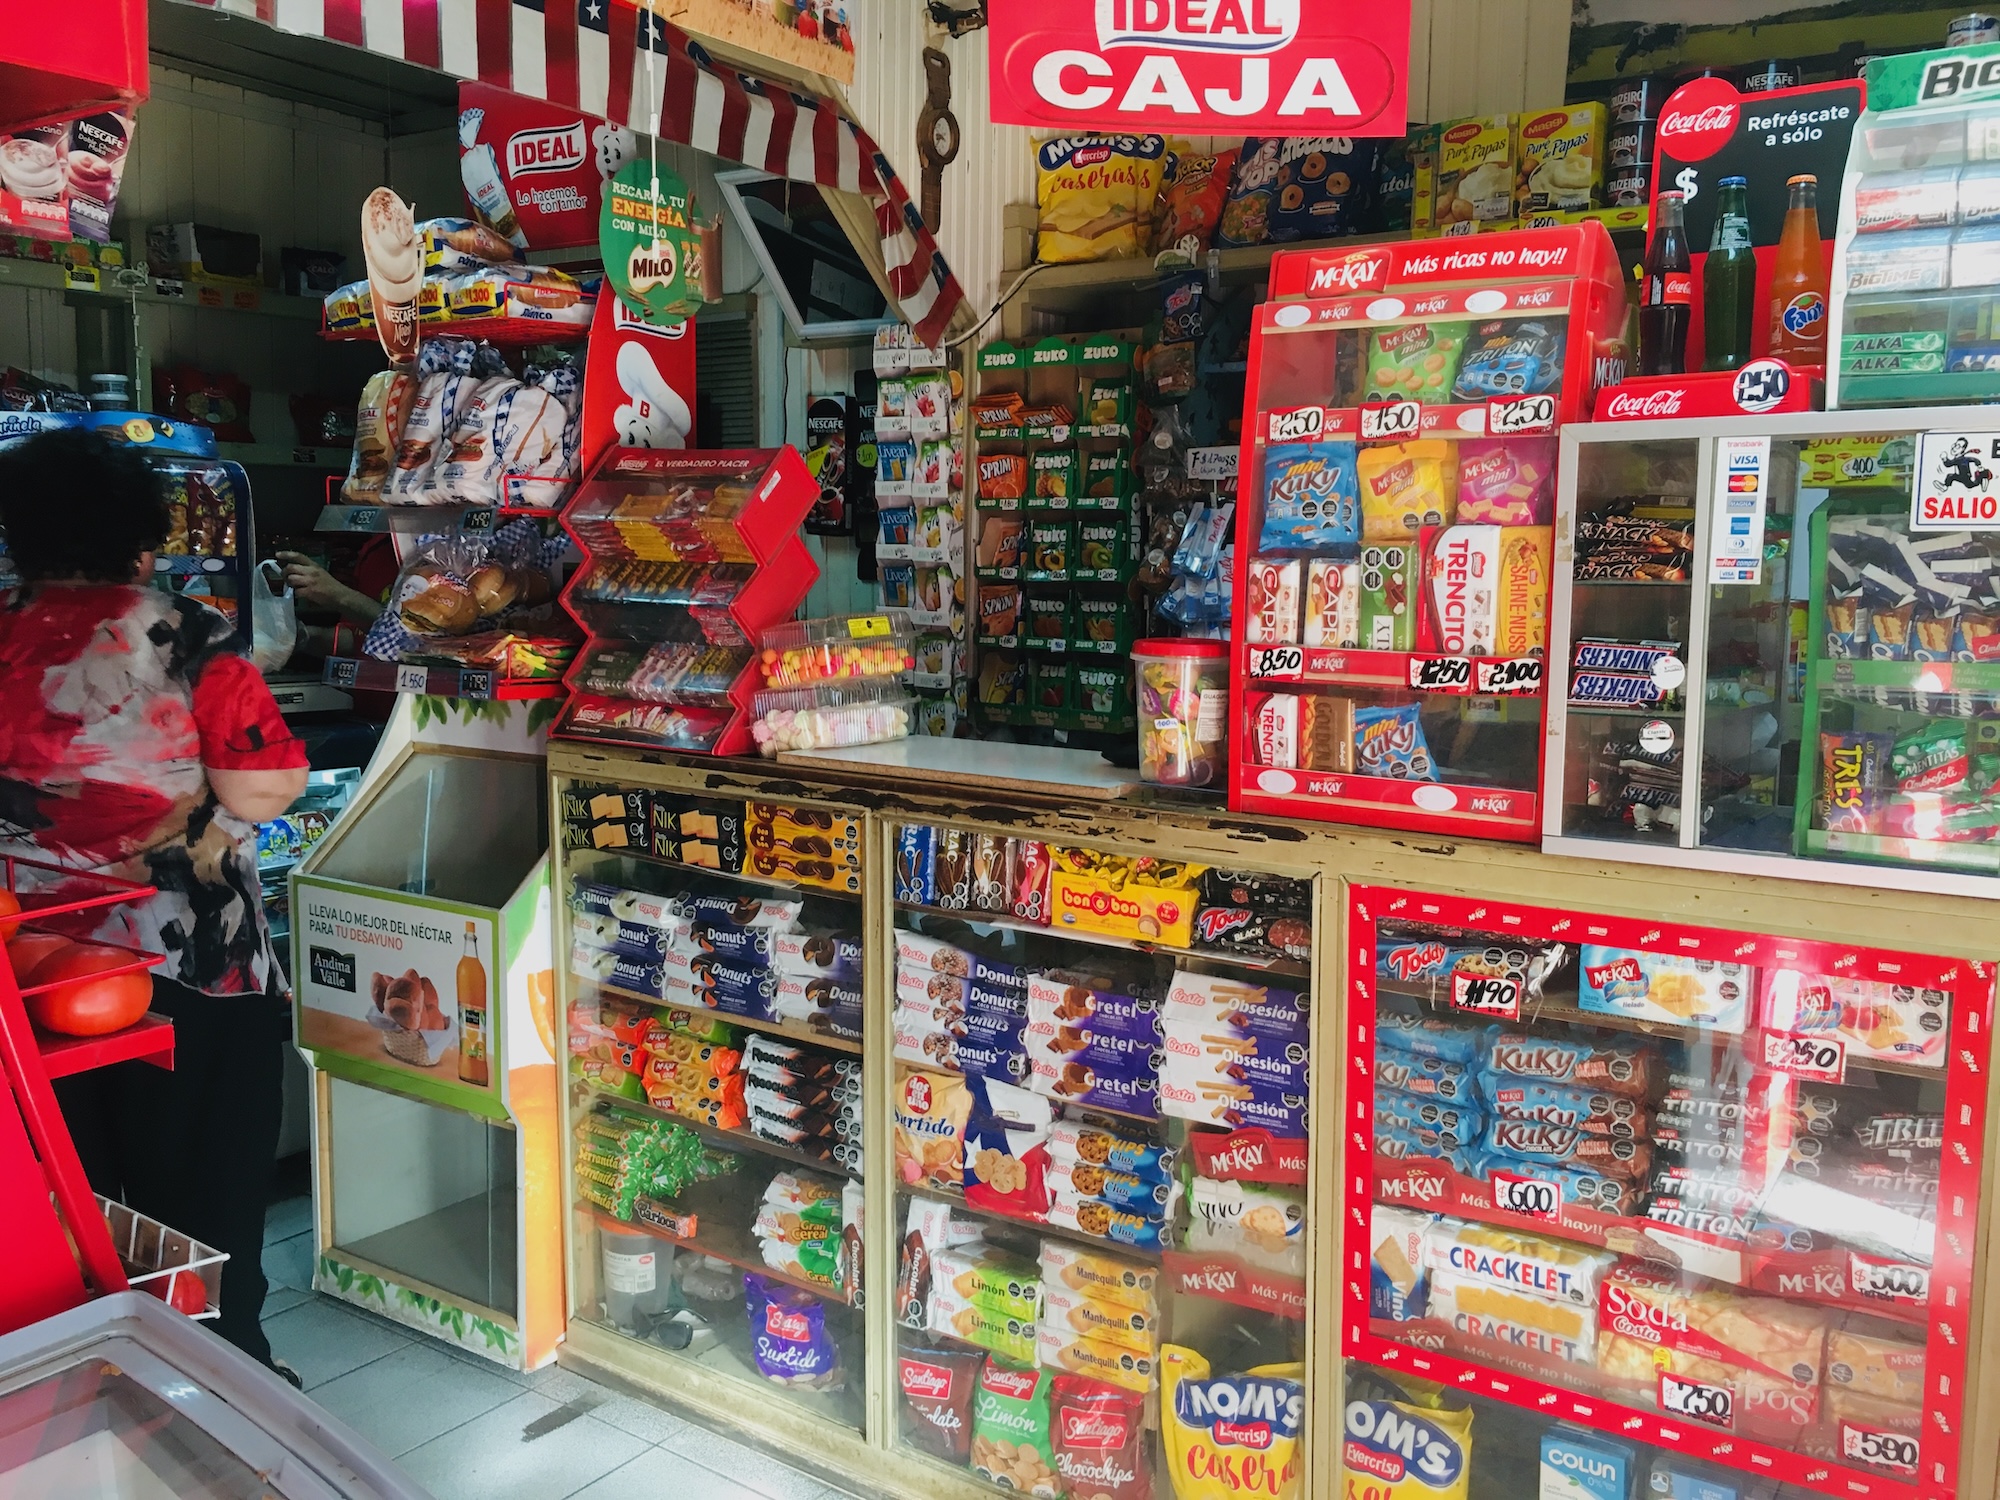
top-left (751, 680), bottom-right (913, 757)
top-left (758, 611), bottom-right (915, 688)
top-left (1133, 638), bottom-right (1229, 786)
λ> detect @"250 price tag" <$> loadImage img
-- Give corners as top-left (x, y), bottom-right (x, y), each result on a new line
top-left (1840, 1424), bottom-right (1920, 1476)
top-left (1476, 657), bottom-right (1545, 695)
top-left (1268, 406), bottom-right (1326, 442)
top-left (1763, 1030), bottom-right (1846, 1083)
top-left (1489, 1170), bottom-right (1560, 1220)
top-left (1410, 656), bottom-right (1473, 690)
top-left (1487, 393), bottom-right (1557, 436)
top-left (1250, 645), bottom-right (1305, 681)
top-left (1360, 399), bottom-right (1422, 441)
top-left (1452, 970), bottom-right (1522, 1020)
top-left (1850, 1253), bottom-right (1930, 1306)
top-left (1658, 1371), bottom-right (1735, 1429)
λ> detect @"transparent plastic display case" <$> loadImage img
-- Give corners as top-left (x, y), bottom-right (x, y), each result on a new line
top-left (1551, 408), bottom-right (2000, 892)
top-left (1346, 883), bottom-right (1993, 1500)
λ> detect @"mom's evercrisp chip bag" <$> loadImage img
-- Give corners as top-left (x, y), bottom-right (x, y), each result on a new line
top-left (1341, 1391), bottom-right (1473, 1500)
top-left (1161, 1344), bottom-right (1304, 1499)
top-left (1038, 135), bottom-right (1170, 264)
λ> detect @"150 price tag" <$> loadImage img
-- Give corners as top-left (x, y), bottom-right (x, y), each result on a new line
top-left (1488, 1170), bottom-right (1560, 1220)
top-left (1487, 393), bottom-right (1557, 436)
top-left (1360, 399), bottom-right (1422, 441)
top-left (1763, 1030), bottom-right (1846, 1083)
top-left (1850, 1253), bottom-right (1930, 1306)
top-left (1452, 970), bottom-right (1522, 1020)
top-left (1410, 656), bottom-right (1473, 690)
top-left (1840, 1424), bottom-right (1920, 1476)
top-left (1658, 1371), bottom-right (1735, 1429)
top-left (1250, 645), bottom-right (1305, 681)
top-left (1268, 406), bottom-right (1326, 443)
top-left (1476, 657), bottom-right (1545, 695)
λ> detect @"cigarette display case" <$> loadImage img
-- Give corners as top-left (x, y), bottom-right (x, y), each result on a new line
top-left (556, 447), bottom-right (818, 753)
top-left (1549, 407), bottom-right (2000, 893)
top-left (1348, 882), bottom-right (1993, 1500)
top-left (1230, 225), bottom-right (1630, 840)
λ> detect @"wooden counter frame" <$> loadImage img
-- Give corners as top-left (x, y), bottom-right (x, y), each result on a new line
top-left (546, 741), bottom-right (2000, 1500)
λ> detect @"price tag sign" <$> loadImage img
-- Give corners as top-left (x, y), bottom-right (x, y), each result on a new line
top-left (1850, 1252), bottom-right (1930, 1307)
top-left (1476, 657), bottom-right (1545, 695)
top-left (1489, 1170), bottom-right (1560, 1220)
top-left (847, 614), bottom-right (893, 638)
top-left (1250, 645), bottom-right (1305, 681)
top-left (1658, 1371), bottom-right (1735, 1429)
top-left (1763, 1030), bottom-right (1846, 1083)
top-left (1451, 970), bottom-right (1522, 1020)
top-left (325, 658), bottom-right (359, 689)
top-left (458, 670), bottom-right (494, 699)
top-left (459, 507), bottom-right (495, 534)
top-left (1487, 393), bottom-right (1557, 436)
top-left (1409, 656), bottom-right (1473, 691)
top-left (394, 664), bottom-right (430, 695)
top-left (1840, 1424), bottom-right (1920, 1476)
top-left (1360, 399), bottom-right (1422, 442)
top-left (1268, 406), bottom-right (1326, 443)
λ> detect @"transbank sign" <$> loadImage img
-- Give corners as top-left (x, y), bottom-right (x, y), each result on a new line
top-left (990, 0), bottom-right (1410, 135)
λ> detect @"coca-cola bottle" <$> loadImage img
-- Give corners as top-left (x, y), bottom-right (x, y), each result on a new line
top-left (1640, 190), bottom-right (1692, 376)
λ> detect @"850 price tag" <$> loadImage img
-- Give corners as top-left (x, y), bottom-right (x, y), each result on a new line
top-left (1489, 1170), bottom-right (1560, 1220)
top-left (1452, 970), bottom-right (1522, 1020)
top-left (1763, 1030), bottom-right (1846, 1083)
top-left (1840, 1424), bottom-right (1920, 1476)
top-left (1249, 645), bottom-right (1305, 681)
top-left (1476, 657), bottom-right (1545, 695)
top-left (1850, 1252), bottom-right (1930, 1306)
top-left (1268, 406), bottom-right (1326, 443)
top-left (1360, 399), bottom-right (1421, 441)
top-left (1658, 1372), bottom-right (1735, 1429)
top-left (1410, 656), bottom-right (1473, 690)
top-left (1487, 393), bottom-right (1558, 436)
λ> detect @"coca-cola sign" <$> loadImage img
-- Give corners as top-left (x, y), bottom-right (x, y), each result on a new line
top-left (988, 0), bottom-right (1410, 135)
top-left (1655, 77), bottom-right (1740, 162)
top-left (1595, 362), bottom-right (1817, 423)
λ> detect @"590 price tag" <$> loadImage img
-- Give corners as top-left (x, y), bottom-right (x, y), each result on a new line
top-left (1360, 399), bottom-right (1421, 441)
top-left (1410, 656), bottom-right (1473, 691)
top-left (1763, 1030), bottom-right (1846, 1083)
top-left (1840, 1424), bottom-right (1920, 1476)
top-left (1476, 657), bottom-right (1545, 695)
top-left (1488, 1170), bottom-right (1560, 1220)
top-left (1487, 393), bottom-right (1558, 436)
top-left (1452, 970), bottom-right (1522, 1020)
top-left (1268, 406), bottom-right (1326, 442)
top-left (1850, 1252), bottom-right (1930, 1306)
top-left (1658, 1371), bottom-right (1735, 1429)
top-left (1249, 645), bottom-right (1305, 681)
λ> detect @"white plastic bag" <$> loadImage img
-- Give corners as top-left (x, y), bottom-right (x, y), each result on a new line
top-left (249, 559), bottom-right (296, 673)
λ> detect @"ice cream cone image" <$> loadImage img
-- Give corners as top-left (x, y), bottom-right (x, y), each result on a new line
top-left (361, 187), bottom-right (423, 366)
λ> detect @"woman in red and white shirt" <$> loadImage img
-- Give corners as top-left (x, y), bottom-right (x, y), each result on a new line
top-left (0, 429), bottom-right (307, 1369)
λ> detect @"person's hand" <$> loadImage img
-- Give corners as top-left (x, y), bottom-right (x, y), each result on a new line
top-left (275, 551), bottom-right (343, 610)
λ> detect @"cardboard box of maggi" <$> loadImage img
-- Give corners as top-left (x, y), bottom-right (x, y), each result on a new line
top-left (1517, 104), bottom-right (1605, 215)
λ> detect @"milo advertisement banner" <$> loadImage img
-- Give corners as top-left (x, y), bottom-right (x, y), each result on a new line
top-left (601, 159), bottom-right (706, 327)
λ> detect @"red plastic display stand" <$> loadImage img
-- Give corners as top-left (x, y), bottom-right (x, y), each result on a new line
top-left (0, 0), bottom-right (146, 134)
top-left (1230, 225), bottom-right (1629, 843)
top-left (1597, 358), bottom-right (1825, 421)
top-left (554, 446), bottom-right (819, 755)
top-left (0, 857), bottom-right (171, 1335)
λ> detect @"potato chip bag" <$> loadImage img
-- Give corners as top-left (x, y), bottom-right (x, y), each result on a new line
top-left (1365, 322), bottom-right (1470, 404)
top-left (1216, 138), bottom-right (1282, 248)
top-left (1161, 1344), bottom-right (1305, 1500)
top-left (1154, 146), bottom-right (1239, 258)
top-left (1358, 440), bottom-right (1458, 540)
top-left (1038, 135), bottom-right (1170, 264)
top-left (1341, 1391), bottom-right (1473, 1500)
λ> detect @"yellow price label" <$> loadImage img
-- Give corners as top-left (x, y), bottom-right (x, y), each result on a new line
top-left (846, 615), bottom-right (892, 638)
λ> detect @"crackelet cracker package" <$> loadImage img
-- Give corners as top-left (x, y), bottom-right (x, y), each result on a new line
top-left (1037, 135), bottom-right (1170, 264)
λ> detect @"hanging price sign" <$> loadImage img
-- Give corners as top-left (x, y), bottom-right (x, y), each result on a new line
top-left (1849, 1252), bottom-right (1930, 1307)
top-left (1250, 645), bottom-right (1306, 681)
top-left (1476, 657), bottom-right (1545, 694)
top-left (1360, 399), bottom-right (1422, 441)
top-left (1840, 1424), bottom-right (1920, 1476)
top-left (1487, 393), bottom-right (1558, 436)
top-left (1763, 1030), bottom-right (1846, 1083)
top-left (1658, 1371), bottom-right (1735, 1429)
top-left (1452, 971), bottom-right (1522, 1020)
top-left (1489, 1170), bottom-right (1561, 1220)
top-left (1410, 656), bottom-right (1473, 690)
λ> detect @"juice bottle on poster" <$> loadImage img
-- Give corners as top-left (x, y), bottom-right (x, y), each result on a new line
top-left (1767, 174), bottom-right (1829, 363)
top-left (457, 921), bottom-right (489, 1086)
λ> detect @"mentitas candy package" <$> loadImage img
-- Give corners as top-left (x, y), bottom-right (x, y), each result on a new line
top-left (1162, 1344), bottom-right (1305, 1500)
top-left (1258, 438), bottom-right (1359, 551)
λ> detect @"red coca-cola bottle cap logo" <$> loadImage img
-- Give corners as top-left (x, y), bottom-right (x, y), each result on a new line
top-left (1656, 77), bottom-right (1741, 163)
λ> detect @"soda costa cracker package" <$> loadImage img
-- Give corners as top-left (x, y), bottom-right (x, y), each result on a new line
top-left (1163, 1345), bottom-right (1306, 1500)
top-left (1038, 135), bottom-right (1170, 264)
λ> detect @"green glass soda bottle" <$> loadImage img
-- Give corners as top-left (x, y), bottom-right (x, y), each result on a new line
top-left (1704, 175), bottom-right (1757, 372)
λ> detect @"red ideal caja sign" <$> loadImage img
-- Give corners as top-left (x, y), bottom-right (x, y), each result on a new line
top-left (989, 0), bottom-right (1410, 136)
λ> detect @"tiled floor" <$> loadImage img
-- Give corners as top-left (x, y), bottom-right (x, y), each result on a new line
top-left (260, 1177), bottom-right (856, 1500)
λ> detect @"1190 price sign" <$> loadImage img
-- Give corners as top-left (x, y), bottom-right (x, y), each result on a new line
top-left (1488, 1170), bottom-right (1560, 1220)
top-left (1452, 970), bottom-right (1522, 1020)
top-left (1658, 1371), bottom-right (1734, 1429)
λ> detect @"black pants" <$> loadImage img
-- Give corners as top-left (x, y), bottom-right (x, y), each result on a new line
top-left (53, 975), bottom-right (289, 1365)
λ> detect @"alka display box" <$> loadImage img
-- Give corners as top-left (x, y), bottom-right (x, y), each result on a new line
top-left (1230, 226), bottom-right (1629, 840)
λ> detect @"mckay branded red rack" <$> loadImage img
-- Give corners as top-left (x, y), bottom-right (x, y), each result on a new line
top-left (555, 446), bottom-right (817, 753)
top-left (1230, 226), bottom-right (1629, 840)
top-left (1348, 882), bottom-right (1992, 1500)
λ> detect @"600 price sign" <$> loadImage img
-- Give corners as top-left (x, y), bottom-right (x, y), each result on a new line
top-left (1250, 645), bottom-right (1305, 681)
top-left (1488, 1169), bottom-right (1560, 1221)
top-left (1840, 1424), bottom-right (1919, 1476)
top-left (1658, 1372), bottom-right (1734, 1429)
